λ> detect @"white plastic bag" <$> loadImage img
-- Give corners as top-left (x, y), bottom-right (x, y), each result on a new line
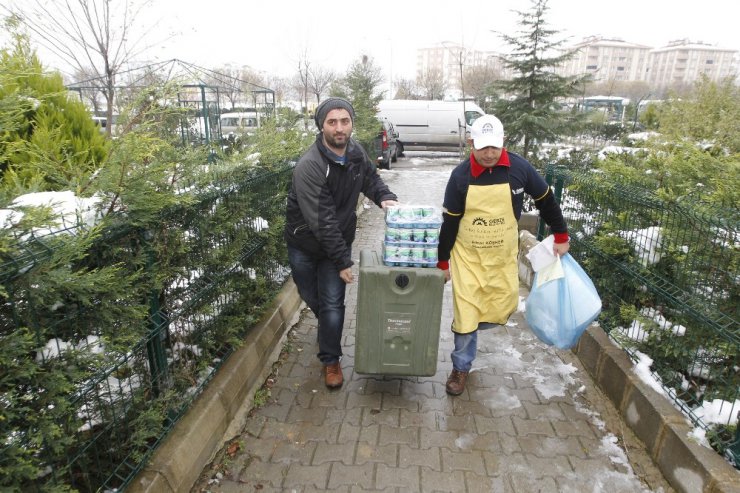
top-left (525, 254), bottom-right (602, 349)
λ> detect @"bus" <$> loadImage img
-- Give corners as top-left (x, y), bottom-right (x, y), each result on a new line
top-left (580, 96), bottom-right (629, 123)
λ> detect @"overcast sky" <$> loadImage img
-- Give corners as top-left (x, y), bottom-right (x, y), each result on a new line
top-left (6, 0), bottom-right (739, 86)
top-left (142, 0), bottom-right (738, 79)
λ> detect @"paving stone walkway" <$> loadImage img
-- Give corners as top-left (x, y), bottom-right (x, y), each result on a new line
top-left (193, 159), bottom-right (673, 493)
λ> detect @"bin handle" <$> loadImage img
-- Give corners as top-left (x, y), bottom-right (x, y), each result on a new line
top-left (394, 273), bottom-right (410, 289)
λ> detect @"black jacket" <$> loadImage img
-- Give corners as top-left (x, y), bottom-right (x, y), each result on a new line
top-left (438, 151), bottom-right (568, 263)
top-left (284, 135), bottom-right (397, 270)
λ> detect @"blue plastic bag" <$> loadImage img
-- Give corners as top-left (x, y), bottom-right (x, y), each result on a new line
top-left (525, 254), bottom-right (602, 349)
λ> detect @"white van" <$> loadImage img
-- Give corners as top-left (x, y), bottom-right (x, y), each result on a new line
top-left (219, 111), bottom-right (260, 138)
top-left (377, 100), bottom-right (485, 153)
top-left (91, 115), bottom-right (119, 136)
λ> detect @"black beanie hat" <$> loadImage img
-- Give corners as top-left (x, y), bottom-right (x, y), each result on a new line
top-left (315, 97), bottom-right (355, 129)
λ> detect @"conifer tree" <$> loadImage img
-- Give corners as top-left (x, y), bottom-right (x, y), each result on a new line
top-left (657, 75), bottom-right (739, 154)
top-left (596, 76), bottom-right (739, 209)
top-left (491, 0), bottom-right (586, 160)
top-left (329, 55), bottom-right (385, 155)
top-left (0, 24), bottom-right (108, 198)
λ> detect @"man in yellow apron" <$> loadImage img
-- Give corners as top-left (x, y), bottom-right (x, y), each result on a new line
top-left (437, 114), bottom-right (570, 395)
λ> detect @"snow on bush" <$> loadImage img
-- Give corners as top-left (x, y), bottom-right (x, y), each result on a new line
top-left (619, 226), bottom-right (662, 266)
top-left (0, 191), bottom-right (102, 234)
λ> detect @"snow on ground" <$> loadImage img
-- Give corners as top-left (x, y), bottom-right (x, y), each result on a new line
top-left (468, 327), bottom-right (659, 492)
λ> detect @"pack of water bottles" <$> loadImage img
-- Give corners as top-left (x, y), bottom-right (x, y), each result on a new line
top-left (382, 205), bottom-right (442, 268)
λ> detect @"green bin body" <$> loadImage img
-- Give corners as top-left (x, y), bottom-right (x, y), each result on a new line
top-left (355, 249), bottom-right (444, 376)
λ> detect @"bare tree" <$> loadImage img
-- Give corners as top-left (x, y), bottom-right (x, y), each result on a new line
top-left (71, 65), bottom-right (104, 113)
top-left (239, 66), bottom-right (267, 109)
top-left (114, 64), bottom-right (167, 116)
top-left (308, 66), bottom-right (336, 104)
top-left (208, 65), bottom-right (242, 110)
top-left (393, 78), bottom-right (419, 99)
top-left (295, 49), bottom-right (311, 119)
top-left (200, 65), bottom-right (268, 111)
top-left (265, 75), bottom-right (289, 106)
top-left (290, 74), bottom-right (306, 105)
top-left (463, 64), bottom-right (500, 110)
top-left (416, 67), bottom-right (447, 100)
top-left (586, 79), bottom-right (651, 103)
top-left (4, 0), bottom-right (163, 137)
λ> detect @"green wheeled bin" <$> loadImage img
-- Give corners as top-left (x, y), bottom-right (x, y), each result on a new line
top-left (355, 249), bottom-right (444, 376)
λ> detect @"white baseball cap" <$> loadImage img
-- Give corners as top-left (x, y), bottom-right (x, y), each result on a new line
top-left (470, 114), bottom-right (504, 149)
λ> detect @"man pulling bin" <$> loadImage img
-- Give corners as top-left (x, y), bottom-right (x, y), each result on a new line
top-left (284, 97), bottom-right (398, 389)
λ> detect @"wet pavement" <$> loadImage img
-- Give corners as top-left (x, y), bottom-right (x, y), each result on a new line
top-left (192, 155), bottom-right (673, 493)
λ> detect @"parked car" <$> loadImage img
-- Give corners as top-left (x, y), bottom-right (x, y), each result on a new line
top-left (372, 117), bottom-right (399, 170)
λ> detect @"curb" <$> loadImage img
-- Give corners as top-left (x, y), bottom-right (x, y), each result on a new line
top-left (128, 279), bottom-right (303, 493)
top-left (518, 230), bottom-right (739, 493)
top-left (574, 328), bottom-right (740, 493)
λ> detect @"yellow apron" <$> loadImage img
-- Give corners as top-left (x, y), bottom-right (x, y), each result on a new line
top-left (450, 183), bottom-right (519, 333)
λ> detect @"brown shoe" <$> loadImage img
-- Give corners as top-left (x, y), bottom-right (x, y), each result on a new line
top-left (446, 369), bottom-right (468, 396)
top-left (323, 362), bottom-right (343, 389)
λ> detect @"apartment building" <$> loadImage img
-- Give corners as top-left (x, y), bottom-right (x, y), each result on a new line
top-left (646, 39), bottom-right (737, 86)
top-left (555, 36), bottom-right (737, 88)
top-left (417, 37), bottom-right (737, 92)
top-left (558, 36), bottom-right (652, 83)
top-left (416, 43), bottom-right (504, 89)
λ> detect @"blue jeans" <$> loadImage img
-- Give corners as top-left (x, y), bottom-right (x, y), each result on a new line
top-left (288, 245), bottom-right (347, 365)
top-left (451, 323), bottom-right (500, 371)
top-left (451, 331), bottom-right (478, 372)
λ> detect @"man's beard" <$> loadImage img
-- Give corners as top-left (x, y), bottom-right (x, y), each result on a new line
top-left (324, 132), bottom-right (348, 150)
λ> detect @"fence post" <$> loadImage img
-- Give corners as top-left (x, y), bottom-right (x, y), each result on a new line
top-left (728, 411), bottom-right (740, 467)
top-left (552, 165), bottom-right (565, 204)
top-left (537, 165), bottom-right (566, 241)
top-left (200, 84), bottom-right (218, 164)
top-left (143, 229), bottom-right (168, 397)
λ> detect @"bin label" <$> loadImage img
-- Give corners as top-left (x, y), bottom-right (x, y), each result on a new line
top-left (385, 311), bottom-right (413, 334)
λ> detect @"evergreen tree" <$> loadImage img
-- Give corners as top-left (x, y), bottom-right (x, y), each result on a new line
top-left (329, 55), bottom-right (385, 154)
top-left (639, 103), bottom-right (660, 130)
top-left (0, 24), bottom-right (108, 199)
top-left (596, 76), bottom-right (739, 210)
top-left (657, 75), bottom-right (739, 154)
top-left (491, 0), bottom-right (586, 159)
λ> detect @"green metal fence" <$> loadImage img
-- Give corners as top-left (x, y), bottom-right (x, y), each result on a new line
top-left (0, 162), bottom-right (295, 491)
top-left (5, 157), bottom-right (737, 489)
top-left (542, 164), bottom-right (739, 467)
